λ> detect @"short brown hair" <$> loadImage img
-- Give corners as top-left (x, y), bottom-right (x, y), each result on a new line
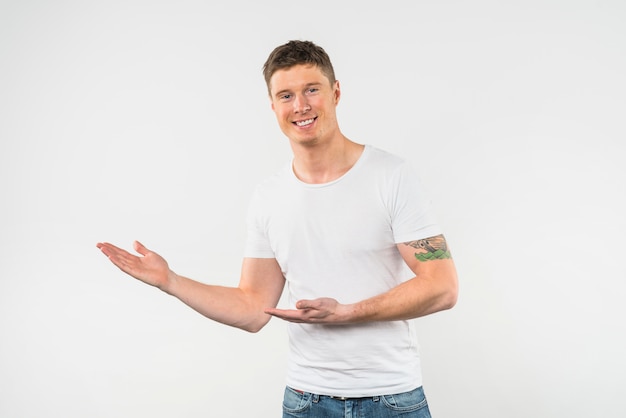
top-left (262, 40), bottom-right (336, 94)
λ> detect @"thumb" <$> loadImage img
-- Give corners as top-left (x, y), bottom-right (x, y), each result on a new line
top-left (296, 299), bottom-right (314, 310)
top-left (133, 240), bottom-right (150, 256)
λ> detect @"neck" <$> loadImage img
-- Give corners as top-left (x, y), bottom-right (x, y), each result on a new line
top-left (291, 134), bottom-right (364, 184)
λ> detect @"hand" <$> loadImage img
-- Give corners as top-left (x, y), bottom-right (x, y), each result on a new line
top-left (264, 298), bottom-right (351, 324)
top-left (96, 241), bottom-right (173, 290)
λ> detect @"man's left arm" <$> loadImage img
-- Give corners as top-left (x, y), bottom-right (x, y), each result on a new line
top-left (265, 234), bottom-right (458, 324)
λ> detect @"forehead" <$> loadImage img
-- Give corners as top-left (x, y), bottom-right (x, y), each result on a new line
top-left (269, 64), bottom-right (331, 95)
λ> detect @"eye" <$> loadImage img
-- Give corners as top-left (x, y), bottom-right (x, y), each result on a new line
top-left (307, 88), bottom-right (319, 94)
top-left (279, 94), bottom-right (292, 101)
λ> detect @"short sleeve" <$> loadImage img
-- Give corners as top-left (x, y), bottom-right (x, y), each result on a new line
top-left (389, 162), bottom-right (442, 243)
top-left (243, 185), bottom-right (276, 258)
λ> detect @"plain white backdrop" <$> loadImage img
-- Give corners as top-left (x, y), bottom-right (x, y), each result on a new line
top-left (1, 1), bottom-right (625, 417)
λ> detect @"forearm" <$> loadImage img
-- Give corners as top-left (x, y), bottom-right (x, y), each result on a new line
top-left (97, 242), bottom-right (284, 331)
top-left (345, 260), bottom-right (458, 322)
top-left (162, 272), bottom-right (271, 333)
top-left (268, 259), bottom-right (458, 325)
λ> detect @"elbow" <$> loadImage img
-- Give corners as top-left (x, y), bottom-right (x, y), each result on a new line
top-left (442, 289), bottom-right (458, 310)
top-left (433, 273), bottom-right (458, 312)
top-left (433, 292), bottom-right (457, 314)
top-left (442, 279), bottom-right (459, 310)
top-left (242, 323), bottom-right (264, 334)
top-left (239, 314), bottom-right (271, 334)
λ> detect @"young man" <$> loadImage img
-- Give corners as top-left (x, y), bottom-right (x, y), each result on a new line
top-left (97, 40), bottom-right (458, 417)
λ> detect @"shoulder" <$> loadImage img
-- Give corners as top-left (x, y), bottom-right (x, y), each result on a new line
top-left (362, 145), bottom-right (417, 181)
top-left (253, 162), bottom-right (293, 191)
top-left (365, 145), bottom-right (405, 164)
top-left (248, 162), bottom-right (294, 210)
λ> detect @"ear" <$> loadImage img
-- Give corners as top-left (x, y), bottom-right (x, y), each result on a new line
top-left (269, 92), bottom-right (276, 112)
top-left (333, 80), bottom-right (341, 105)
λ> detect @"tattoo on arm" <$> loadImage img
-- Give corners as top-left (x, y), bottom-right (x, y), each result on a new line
top-left (404, 234), bottom-right (452, 261)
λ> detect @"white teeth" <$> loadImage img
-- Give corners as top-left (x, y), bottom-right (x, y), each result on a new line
top-left (295, 118), bottom-right (314, 127)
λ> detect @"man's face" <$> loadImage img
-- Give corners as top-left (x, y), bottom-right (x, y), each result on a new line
top-left (269, 64), bottom-right (341, 147)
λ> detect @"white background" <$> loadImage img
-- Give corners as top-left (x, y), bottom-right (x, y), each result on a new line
top-left (1, 1), bottom-right (625, 417)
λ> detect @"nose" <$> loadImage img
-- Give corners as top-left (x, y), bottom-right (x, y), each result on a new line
top-left (293, 94), bottom-right (311, 114)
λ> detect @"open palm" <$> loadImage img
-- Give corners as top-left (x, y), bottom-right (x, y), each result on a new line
top-left (97, 241), bottom-right (171, 290)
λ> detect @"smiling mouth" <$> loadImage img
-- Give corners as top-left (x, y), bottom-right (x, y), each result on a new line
top-left (294, 117), bottom-right (316, 127)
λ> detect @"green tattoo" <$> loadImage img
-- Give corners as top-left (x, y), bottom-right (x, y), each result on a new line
top-left (414, 249), bottom-right (452, 261)
top-left (404, 234), bottom-right (452, 261)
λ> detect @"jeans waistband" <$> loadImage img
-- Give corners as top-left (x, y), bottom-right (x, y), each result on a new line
top-left (291, 388), bottom-right (380, 402)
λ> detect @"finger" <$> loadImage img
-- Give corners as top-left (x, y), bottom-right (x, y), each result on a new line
top-left (264, 308), bottom-right (292, 316)
top-left (97, 242), bottom-right (136, 268)
top-left (295, 299), bottom-right (315, 310)
top-left (133, 240), bottom-right (149, 256)
top-left (96, 242), bottom-right (124, 258)
top-left (265, 308), bottom-right (302, 320)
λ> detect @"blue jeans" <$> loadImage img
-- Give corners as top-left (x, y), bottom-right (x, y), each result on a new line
top-left (282, 386), bottom-right (432, 418)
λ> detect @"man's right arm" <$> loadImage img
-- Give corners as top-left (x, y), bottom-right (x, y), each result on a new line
top-left (97, 241), bottom-right (285, 333)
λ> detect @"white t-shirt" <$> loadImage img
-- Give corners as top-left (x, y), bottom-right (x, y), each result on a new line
top-left (244, 145), bottom-right (441, 397)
